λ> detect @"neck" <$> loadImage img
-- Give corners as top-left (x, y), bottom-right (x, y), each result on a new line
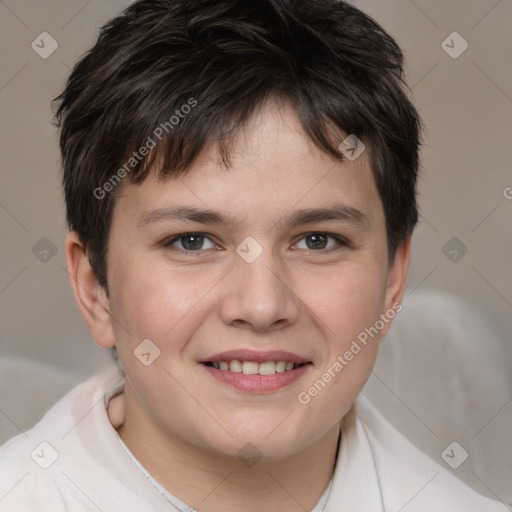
top-left (117, 386), bottom-right (341, 512)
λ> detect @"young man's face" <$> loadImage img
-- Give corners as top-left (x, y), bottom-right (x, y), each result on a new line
top-left (75, 100), bottom-right (409, 460)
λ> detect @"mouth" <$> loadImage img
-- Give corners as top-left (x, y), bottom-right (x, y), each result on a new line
top-left (199, 350), bottom-right (313, 393)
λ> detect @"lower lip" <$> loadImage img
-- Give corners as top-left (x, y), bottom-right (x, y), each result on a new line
top-left (201, 363), bottom-right (312, 393)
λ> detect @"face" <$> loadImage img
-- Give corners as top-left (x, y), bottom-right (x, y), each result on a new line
top-left (100, 100), bottom-right (408, 460)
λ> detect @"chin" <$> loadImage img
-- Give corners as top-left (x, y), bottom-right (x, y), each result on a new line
top-left (200, 422), bottom-right (311, 462)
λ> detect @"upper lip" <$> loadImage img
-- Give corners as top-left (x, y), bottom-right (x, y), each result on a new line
top-left (200, 349), bottom-right (310, 364)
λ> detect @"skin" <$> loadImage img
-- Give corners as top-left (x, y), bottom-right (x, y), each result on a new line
top-left (66, 99), bottom-right (411, 512)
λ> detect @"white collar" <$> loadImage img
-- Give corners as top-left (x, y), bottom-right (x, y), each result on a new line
top-left (324, 399), bottom-right (385, 511)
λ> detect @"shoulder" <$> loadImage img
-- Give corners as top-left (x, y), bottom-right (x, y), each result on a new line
top-left (353, 395), bottom-right (511, 512)
top-left (0, 365), bottom-right (124, 512)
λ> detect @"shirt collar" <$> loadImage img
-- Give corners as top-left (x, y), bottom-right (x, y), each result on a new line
top-left (324, 398), bottom-right (384, 511)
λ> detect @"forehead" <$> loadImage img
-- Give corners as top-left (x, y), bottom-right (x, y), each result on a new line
top-left (113, 102), bottom-right (384, 232)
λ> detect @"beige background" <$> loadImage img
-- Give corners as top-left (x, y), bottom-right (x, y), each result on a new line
top-left (1, 0), bottom-right (511, 505)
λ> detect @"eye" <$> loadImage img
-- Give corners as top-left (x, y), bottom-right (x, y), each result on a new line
top-left (164, 232), bottom-right (217, 252)
top-left (294, 232), bottom-right (349, 251)
top-left (163, 231), bottom-right (350, 254)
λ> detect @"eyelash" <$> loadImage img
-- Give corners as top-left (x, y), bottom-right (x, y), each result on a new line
top-left (162, 232), bottom-right (351, 254)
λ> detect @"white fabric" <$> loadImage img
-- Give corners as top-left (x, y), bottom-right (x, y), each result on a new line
top-left (0, 365), bottom-right (509, 512)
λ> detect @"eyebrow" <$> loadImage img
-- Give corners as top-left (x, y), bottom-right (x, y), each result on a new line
top-left (137, 202), bottom-right (370, 230)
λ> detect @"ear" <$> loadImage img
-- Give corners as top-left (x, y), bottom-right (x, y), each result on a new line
top-left (379, 235), bottom-right (412, 338)
top-left (65, 231), bottom-right (115, 348)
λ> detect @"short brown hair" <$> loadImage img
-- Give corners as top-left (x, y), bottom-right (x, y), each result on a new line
top-left (54, 0), bottom-right (422, 291)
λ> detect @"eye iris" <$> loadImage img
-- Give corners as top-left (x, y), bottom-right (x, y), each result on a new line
top-left (306, 234), bottom-right (327, 250)
top-left (182, 234), bottom-right (203, 250)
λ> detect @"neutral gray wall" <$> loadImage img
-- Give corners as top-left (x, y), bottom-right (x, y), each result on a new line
top-left (1, 0), bottom-right (511, 502)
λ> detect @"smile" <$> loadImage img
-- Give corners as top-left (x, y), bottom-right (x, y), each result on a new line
top-left (201, 360), bottom-right (312, 393)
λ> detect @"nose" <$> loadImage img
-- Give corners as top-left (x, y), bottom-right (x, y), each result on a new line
top-left (218, 250), bottom-right (300, 333)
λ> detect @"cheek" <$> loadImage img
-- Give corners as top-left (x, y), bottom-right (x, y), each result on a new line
top-left (307, 263), bottom-right (386, 345)
top-left (109, 258), bottom-right (193, 344)
top-left (295, 264), bottom-right (384, 407)
top-left (295, 268), bottom-right (384, 430)
top-left (108, 255), bottom-right (229, 364)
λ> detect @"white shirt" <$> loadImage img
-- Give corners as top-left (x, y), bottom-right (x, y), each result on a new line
top-left (0, 365), bottom-right (509, 511)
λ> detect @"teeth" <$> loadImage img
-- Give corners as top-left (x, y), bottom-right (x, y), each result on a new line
top-left (242, 361), bottom-right (259, 375)
top-left (258, 361), bottom-right (275, 375)
top-left (275, 361), bottom-right (286, 373)
top-left (229, 359), bottom-right (242, 373)
top-left (211, 360), bottom-right (302, 375)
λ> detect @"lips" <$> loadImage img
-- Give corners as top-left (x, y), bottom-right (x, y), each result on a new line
top-left (199, 349), bottom-right (312, 392)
